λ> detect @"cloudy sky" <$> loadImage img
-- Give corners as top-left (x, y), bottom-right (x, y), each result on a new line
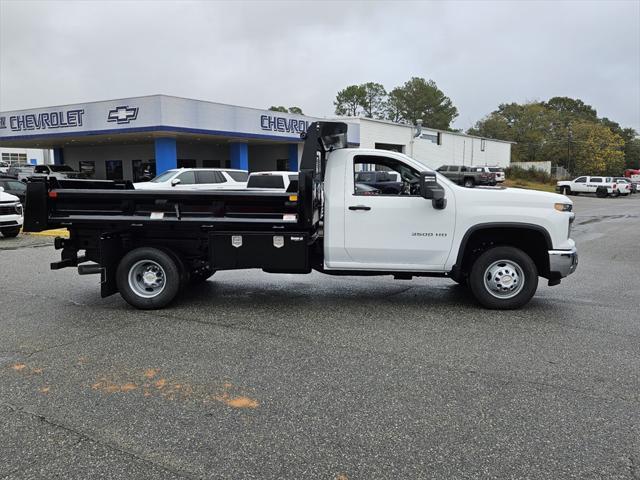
top-left (1, 0), bottom-right (638, 131)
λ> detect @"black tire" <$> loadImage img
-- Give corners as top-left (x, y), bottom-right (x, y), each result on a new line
top-left (560, 186), bottom-right (571, 195)
top-left (468, 246), bottom-right (538, 310)
top-left (463, 178), bottom-right (475, 188)
top-left (1, 227), bottom-right (20, 238)
top-left (116, 247), bottom-right (181, 309)
top-left (596, 187), bottom-right (608, 198)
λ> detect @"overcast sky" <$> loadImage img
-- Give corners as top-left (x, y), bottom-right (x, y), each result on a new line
top-left (1, 0), bottom-right (639, 132)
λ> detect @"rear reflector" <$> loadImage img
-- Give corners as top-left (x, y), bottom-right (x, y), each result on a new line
top-left (48, 191), bottom-right (58, 199)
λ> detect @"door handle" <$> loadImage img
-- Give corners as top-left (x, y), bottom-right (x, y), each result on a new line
top-left (349, 205), bottom-right (371, 211)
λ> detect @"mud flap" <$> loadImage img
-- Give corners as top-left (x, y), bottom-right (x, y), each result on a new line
top-left (99, 233), bottom-right (122, 298)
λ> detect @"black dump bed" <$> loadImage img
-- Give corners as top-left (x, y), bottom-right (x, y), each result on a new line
top-left (23, 177), bottom-right (304, 233)
top-left (20, 122), bottom-right (349, 297)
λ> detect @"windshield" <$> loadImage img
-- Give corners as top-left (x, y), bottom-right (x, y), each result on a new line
top-left (49, 165), bottom-right (74, 172)
top-left (150, 171), bottom-right (177, 183)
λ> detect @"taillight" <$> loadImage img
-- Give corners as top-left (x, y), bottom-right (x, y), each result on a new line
top-left (613, 184), bottom-right (617, 189)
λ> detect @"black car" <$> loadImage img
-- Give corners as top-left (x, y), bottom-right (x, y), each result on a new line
top-left (0, 176), bottom-right (27, 203)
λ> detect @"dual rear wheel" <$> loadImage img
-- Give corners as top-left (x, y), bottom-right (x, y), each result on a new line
top-left (116, 247), bottom-right (214, 309)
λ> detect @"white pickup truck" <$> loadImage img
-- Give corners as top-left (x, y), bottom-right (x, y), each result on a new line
top-left (23, 122), bottom-right (578, 310)
top-left (0, 187), bottom-right (23, 238)
top-left (556, 176), bottom-right (630, 197)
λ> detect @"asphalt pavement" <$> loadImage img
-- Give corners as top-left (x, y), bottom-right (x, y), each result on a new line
top-left (0, 193), bottom-right (639, 479)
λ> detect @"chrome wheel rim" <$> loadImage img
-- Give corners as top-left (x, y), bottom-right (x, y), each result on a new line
top-left (128, 260), bottom-right (166, 298)
top-left (483, 260), bottom-right (525, 299)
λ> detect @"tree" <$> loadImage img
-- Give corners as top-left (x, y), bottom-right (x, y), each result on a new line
top-left (385, 89), bottom-right (404, 123)
top-left (468, 102), bottom-right (557, 163)
top-left (571, 122), bottom-right (625, 175)
top-left (360, 82), bottom-right (387, 118)
top-left (387, 77), bottom-right (458, 129)
top-left (334, 85), bottom-right (365, 116)
top-left (544, 97), bottom-right (597, 123)
top-left (269, 106), bottom-right (304, 115)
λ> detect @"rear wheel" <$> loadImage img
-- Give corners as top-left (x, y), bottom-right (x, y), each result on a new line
top-left (463, 178), bottom-right (475, 188)
top-left (468, 246), bottom-right (538, 309)
top-left (1, 227), bottom-right (20, 238)
top-left (116, 247), bottom-right (181, 309)
top-left (596, 187), bottom-right (608, 198)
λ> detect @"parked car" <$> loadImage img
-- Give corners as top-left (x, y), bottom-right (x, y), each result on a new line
top-left (246, 171), bottom-right (298, 192)
top-left (0, 187), bottom-right (23, 238)
top-left (556, 176), bottom-right (630, 197)
top-left (354, 170), bottom-right (403, 194)
top-left (436, 165), bottom-right (496, 187)
top-left (0, 177), bottom-right (27, 204)
top-left (134, 168), bottom-right (248, 190)
top-left (6, 165), bottom-right (35, 181)
top-left (614, 177), bottom-right (637, 194)
top-left (0, 161), bottom-right (9, 174)
top-left (31, 164), bottom-right (89, 180)
top-left (487, 166), bottom-right (506, 183)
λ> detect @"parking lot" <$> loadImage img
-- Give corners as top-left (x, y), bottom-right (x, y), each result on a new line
top-left (0, 194), bottom-right (639, 479)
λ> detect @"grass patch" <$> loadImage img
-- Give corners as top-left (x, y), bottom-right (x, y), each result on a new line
top-left (503, 179), bottom-right (557, 193)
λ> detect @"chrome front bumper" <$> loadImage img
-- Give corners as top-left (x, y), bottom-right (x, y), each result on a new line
top-left (548, 247), bottom-right (578, 278)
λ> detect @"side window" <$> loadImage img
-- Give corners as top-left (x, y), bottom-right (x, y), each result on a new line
top-left (196, 171), bottom-right (225, 184)
top-left (177, 171), bottom-right (196, 184)
top-left (591, 177), bottom-right (602, 183)
top-left (8, 181), bottom-right (26, 191)
top-left (574, 177), bottom-right (586, 183)
top-left (34, 165), bottom-right (48, 174)
top-left (353, 155), bottom-right (420, 196)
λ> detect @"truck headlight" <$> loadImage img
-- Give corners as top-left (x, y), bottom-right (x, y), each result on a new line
top-left (554, 203), bottom-right (572, 212)
top-left (15, 203), bottom-right (23, 216)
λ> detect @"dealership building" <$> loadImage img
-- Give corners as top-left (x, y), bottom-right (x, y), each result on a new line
top-left (0, 95), bottom-right (512, 181)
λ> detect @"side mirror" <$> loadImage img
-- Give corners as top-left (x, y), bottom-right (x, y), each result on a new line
top-left (419, 172), bottom-right (447, 210)
top-left (170, 178), bottom-right (181, 186)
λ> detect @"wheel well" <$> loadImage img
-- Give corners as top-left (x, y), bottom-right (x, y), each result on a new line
top-left (456, 226), bottom-right (550, 279)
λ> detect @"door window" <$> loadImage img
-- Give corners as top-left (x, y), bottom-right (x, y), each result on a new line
top-left (196, 171), bottom-right (225, 184)
top-left (177, 171), bottom-right (196, 184)
top-left (574, 177), bottom-right (586, 183)
top-left (591, 177), bottom-right (602, 183)
top-left (34, 165), bottom-right (49, 174)
top-left (354, 155), bottom-right (420, 196)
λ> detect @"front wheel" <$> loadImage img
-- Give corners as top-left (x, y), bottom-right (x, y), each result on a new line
top-left (116, 247), bottom-right (181, 309)
top-left (468, 246), bottom-right (538, 309)
top-left (560, 186), bottom-right (571, 195)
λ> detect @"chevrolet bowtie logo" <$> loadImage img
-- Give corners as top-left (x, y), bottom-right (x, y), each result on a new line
top-left (107, 105), bottom-right (139, 124)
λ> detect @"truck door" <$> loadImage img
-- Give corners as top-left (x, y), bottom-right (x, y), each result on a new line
top-left (587, 177), bottom-right (603, 193)
top-left (344, 154), bottom-right (455, 270)
top-left (573, 176), bottom-right (587, 192)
